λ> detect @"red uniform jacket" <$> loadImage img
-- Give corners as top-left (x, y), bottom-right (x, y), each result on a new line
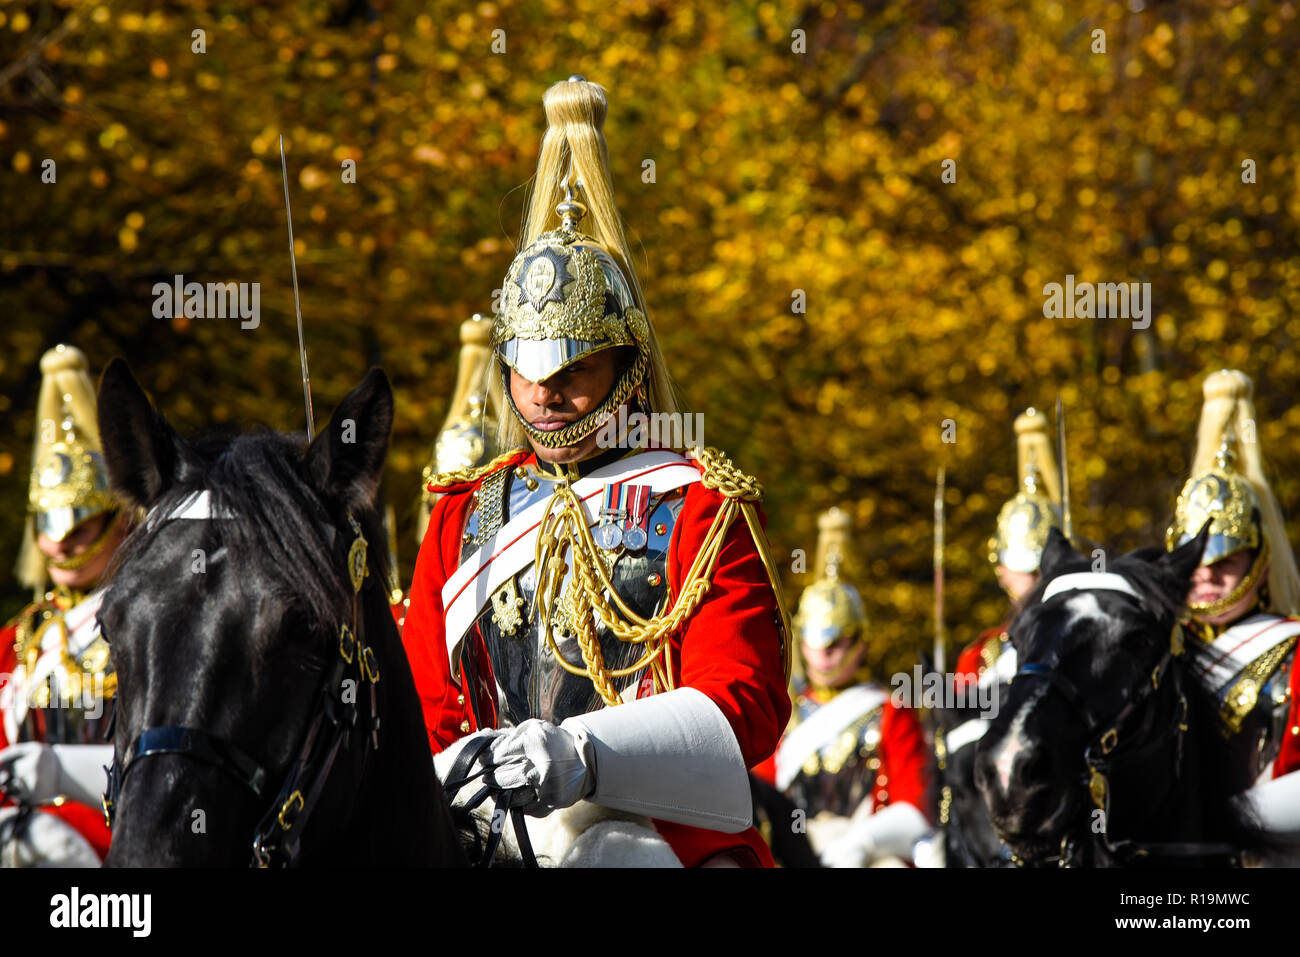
top-left (873, 700), bottom-right (931, 817)
top-left (954, 624), bottom-right (1010, 692)
top-left (1274, 656), bottom-right (1300, 779)
top-left (0, 616), bottom-right (113, 862)
top-left (402, 450), bottom-right (792, 867)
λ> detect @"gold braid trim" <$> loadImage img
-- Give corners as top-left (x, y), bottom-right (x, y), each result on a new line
top-left (1219, 633), bottom-right (1298, 734)
top-left (427, 449), bottom-right (524, 491)
top-left (692, 446), bottom-right (764, 500)
top-left (690, 446), bottom-right (793, 682)
top-left (529, 446), bottom-right (792, 707)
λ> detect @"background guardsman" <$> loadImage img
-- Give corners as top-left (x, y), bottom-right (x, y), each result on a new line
top-left (391, 313), bottom-right (501, 631)
top-left (415, 313), bottom-right (499, 547)
top-left (0, 345), bottom-right (126, 865)
top-left (767, 506), bottom-right (931, 867)
top-left (954, 407), bottom-right (1062, 687)
top-left (942, 408), bottom-right (1061, 866)
top-left (1165, 370), bottom-right (1300, 846)
top-left (400, 77), bottom-right (792, 867)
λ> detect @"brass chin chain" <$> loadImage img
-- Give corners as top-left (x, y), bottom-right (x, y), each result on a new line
top-left (507, 353), bottom-right (648, 450)
top-left (1187, 538), bottom-right (1271, 617)
top-left (45, 511), bottom-right (120, 571)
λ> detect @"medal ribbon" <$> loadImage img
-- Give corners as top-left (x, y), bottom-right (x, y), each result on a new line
top-left (601, 481), bottom-right (627, 525)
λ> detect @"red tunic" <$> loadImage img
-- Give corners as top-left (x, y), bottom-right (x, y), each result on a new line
top-left (954, 624), bottom-right (1010, 692)
top-left (0, 613), bottom-right (113, 862)
top-left (874, 699), bottom-right (931, 818)
top-left (1274, 655), bottom-right (1300, 779)
top-left (0, 619), bottom-right (17, 750)
top-left (402, 451), bottom-right (792, 867)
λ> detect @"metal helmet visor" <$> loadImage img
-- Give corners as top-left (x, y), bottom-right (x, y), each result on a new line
top-left (497, 337), bottom-right (621, 386)
top-left (795, 580), bottom-right (867, 650)
top-left (35, 506), bottom-right (108, 543)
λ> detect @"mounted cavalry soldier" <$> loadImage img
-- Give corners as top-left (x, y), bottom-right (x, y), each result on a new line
top-left (386, 314), bottom-right (501, 631)
top-left (767, 507), bottom-right (930, 867)
top-left (0, 345), bottom-right (125, 865)
top-left (1166, 370), bottom-right (1300, 844)
top-left (954, 407), bottom-right (1062, 689)
top-left (943, 408), bottom-right (1061, 866)
top-left (401, 77), bottom-right (793, 867)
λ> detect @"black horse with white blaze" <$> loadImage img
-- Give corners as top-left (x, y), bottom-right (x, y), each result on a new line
top-left (934, 682), bottom-right (1012, 867)
top-left (974, 527), bottom-right (1270, 867)
top-left (96, 360), bottom-right (464, 866)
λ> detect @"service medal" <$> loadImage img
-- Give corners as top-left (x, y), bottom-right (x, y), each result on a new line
top-left (595, 521), bottom-right (623, 550)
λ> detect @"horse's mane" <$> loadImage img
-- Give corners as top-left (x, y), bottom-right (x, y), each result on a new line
top-left (109, 428), bottom-right (391, 637)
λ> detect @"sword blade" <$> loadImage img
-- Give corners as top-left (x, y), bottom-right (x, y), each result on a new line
top-left (1057, 395), bottom-right (1072, 541)
top-left (934, 466), bottom-right (945, 674)
top-left (279, 134), bottom-right (315, 440)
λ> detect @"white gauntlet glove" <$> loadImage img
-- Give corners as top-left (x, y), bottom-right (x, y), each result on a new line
top-left (432, 724), bottom-right (594, 816)
top-left (1235, 771), bottom-right (1300, 841)
top-left (484, 720), bottom-right (596, 815)
top-left (559, 687), bottom-right (753, 832)
top-left (0, 741), bottom-right (114, 806)
top-left (820, 801), bottom-right (931, 868)
top-left (430, 688), bottom-right (753, 831)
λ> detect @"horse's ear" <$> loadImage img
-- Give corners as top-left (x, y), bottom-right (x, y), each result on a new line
top-left (98, 358), bottom-right (184, 509)
top-left (302, 368), bottom-right (393, 514)
top-left (1039, 525), bottom-right (1075, 578)
top-left (1158, 521), bottom-right (1210, 585)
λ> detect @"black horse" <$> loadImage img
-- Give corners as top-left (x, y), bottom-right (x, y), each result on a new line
top-left (934, 684), bottom-right (1012, 867)
top-left (974, 526), bottom-right (1269, 867)
top-left (96, 360), bottom-right (464, 866)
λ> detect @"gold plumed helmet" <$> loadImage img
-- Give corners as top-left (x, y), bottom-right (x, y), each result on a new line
top-left (417, 314), bottom-right (500, 542)
top-left (988, 408), bottom-right (1063, 573)
top-left (1167, 430), bottom-right (1261, 567)
top-left (491, 76), bottom-right (676, 452)
top-left (15, 345), bottom-right (118, 589)
top-left (793, 507), bottom-right (868, 650)
top-left (1167, 370), bottom-right (1300, 616)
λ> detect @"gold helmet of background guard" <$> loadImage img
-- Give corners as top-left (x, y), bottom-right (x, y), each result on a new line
top-left (1165, 369), bottom-right (1300, 617)
top-left (1167, 430), bottom-right (1262, 568)
top-left (16, 345), bottom-right (118, 589)
top-left (988, 408), bottom-right (1062, 573)
top-left (794, 507), bottom-right (868, 650)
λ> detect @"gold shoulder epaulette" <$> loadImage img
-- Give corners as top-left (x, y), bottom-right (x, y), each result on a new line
top-left (689, 446), bottom-right (764, 502)
top-left (427, 448), bottom-right (524, 491)
top-left (689, 446), bottom-right (789, 680)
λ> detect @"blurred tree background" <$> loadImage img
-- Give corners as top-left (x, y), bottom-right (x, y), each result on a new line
top-left (3, 0), bottom-right (1300, 679)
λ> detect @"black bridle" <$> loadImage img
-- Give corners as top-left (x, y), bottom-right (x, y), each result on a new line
top-left (102, 513), bottom-right (383, 868)
top-left (1007, 581), bottom-right (1239, 867)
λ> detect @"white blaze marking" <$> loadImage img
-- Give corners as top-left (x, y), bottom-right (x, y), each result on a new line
top-left (994, 684), bottom-right (1047, 794)
top-left (1063, 592), bottom-right (1111, 631)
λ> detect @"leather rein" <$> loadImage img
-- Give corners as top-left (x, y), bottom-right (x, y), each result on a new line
top-left (1009, 573), bottom-right (1236, 867)
top-left (102, 512), bottom-right (383, 868)
top-left (438, 735), bottom-right (539, 868)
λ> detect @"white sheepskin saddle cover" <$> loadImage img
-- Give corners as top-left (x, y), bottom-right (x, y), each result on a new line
top-left (462, 799), bottom-right (683, 868)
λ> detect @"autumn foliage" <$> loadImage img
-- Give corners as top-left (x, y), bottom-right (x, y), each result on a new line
top-left (3, 1), bottom-right (1299, 677)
